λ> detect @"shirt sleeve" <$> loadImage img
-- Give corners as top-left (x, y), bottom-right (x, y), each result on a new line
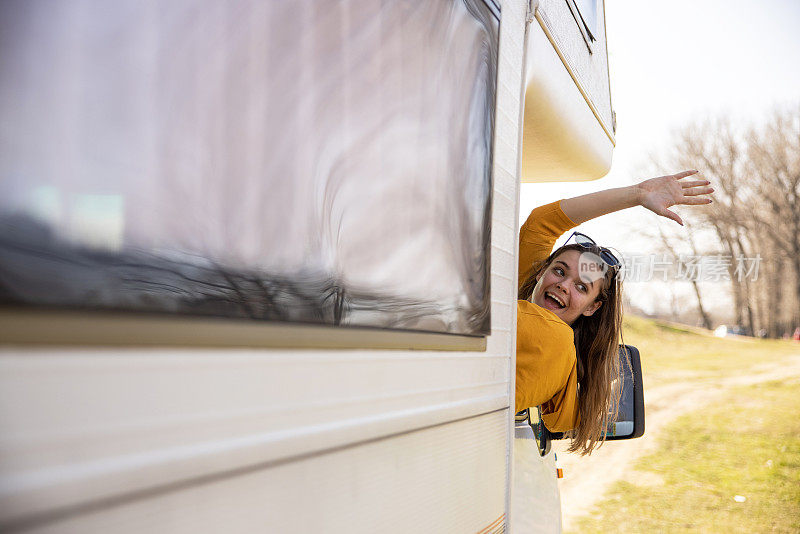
top-left (518, 200), bottom-right (578, 292)
top-left (540, 361), bottom-right (580, 432)
top-left (515, 302), bottom-right (580, 432)
top-left (515, 348), bottom-right (573, 415)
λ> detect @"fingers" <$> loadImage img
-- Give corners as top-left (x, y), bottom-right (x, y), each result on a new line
top-left (683, 185), bottom-right (714, 196)
top-left (680, 179), bottom-right (711, 189)
top-left (672, 170), bottom-right (699, 180)
top-left (679, 197), bottom-right (713, 205)
top-left (661, 208), bottom-right (684, 226)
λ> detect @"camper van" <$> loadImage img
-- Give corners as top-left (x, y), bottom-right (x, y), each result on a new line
top-left (0, 0), bottom-right (637, 532)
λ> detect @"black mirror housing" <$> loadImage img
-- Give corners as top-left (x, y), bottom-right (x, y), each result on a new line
top-left (528, 344), bottom-right (645, 451)
top-left (604, 344), bottom-right (645, 440)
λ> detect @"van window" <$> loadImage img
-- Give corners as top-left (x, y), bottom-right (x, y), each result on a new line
top-left (0, 0), bottom-right (499, 336)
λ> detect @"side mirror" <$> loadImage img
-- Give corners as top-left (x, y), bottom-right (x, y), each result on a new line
top-left (604, 344), bottom-right (645, 440)
top-left (532, 344), bottom-right (645, 453)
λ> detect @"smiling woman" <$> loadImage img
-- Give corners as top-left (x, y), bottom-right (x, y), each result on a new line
top-left (516, 171), bottom-right (713, 455)
top-left (532, 248), bottom-right (605, 323)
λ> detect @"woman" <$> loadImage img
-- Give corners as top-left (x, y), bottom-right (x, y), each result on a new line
top-left (516, 170), bottom-right (713, 455)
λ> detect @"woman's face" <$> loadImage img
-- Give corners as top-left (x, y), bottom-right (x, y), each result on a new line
top-left (531, 249), bottom-right (604, 325)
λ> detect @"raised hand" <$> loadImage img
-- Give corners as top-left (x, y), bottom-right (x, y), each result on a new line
top-left (636, 170), bottom-right (714, 226)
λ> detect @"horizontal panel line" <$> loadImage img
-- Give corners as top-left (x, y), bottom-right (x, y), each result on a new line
top-left (0, 381), bottom-right (512, 447)
top-left (492, 221), bottom-right (515, 233)
top-left (0, 396), bottom-right (510, 527)
top-left (494, 185), bottom-right (517, 204)
top-left (489, 245), bottom-right (514, 257)
top-left (491, 272), bottom-right (514, 282)
top-left (0, 345), bottom-right (515, 363)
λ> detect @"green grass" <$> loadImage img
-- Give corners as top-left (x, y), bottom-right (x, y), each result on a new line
top-left (570, 378), bottom-right (800, 533)
top-left (622, 315), bottom-right (800, 383)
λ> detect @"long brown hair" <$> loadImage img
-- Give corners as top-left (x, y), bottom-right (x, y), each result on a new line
top-left (519, 244), bottom-right (624, 455)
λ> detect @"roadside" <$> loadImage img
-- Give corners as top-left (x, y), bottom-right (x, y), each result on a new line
top-left (554, 321), bottom-right (800, 532)
top-left (567, 376), bottom-right (800, 532)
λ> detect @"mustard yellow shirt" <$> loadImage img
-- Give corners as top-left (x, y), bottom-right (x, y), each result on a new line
top-left (515, 201), bottom-right (579, 432)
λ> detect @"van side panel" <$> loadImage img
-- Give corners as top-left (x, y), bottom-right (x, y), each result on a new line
top-left (0, 2), bottom-right (529, 532)
top-left (10, 412), bottom-right (507, 534)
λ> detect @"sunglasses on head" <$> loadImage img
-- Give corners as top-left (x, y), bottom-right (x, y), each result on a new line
top-left (565, 231), bottom-right (621, 272)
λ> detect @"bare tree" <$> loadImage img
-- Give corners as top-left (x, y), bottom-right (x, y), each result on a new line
top-left (636, 106), bottom-right (800, 337)
top-left (746, 106), bottom-right (800, 329)
top-left (654, 220), bottom-right (714, 329)
top-left (670, 119), bottom-right (757, 334)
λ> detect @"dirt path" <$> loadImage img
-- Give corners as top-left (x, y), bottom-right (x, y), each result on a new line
top-left (555, 355), bottom-right (800, 533)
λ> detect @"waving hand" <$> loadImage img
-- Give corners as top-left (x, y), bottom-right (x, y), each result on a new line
top-left (636, 170), bottom-right (714, 226)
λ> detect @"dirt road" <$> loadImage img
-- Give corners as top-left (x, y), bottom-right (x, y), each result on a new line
top-left (554, 355), bottom-right (800, 532)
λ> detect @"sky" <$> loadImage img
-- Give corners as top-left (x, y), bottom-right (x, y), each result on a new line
top-left (519, 0), bottom-right (800, 319)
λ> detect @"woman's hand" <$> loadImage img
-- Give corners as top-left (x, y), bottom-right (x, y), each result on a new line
top-left (635, 170), bottom-right (714, 226)
top-left (557, 169), bottom-right (714, 226)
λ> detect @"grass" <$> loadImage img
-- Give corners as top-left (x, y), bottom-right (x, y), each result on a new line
top-left (622, 315), bottom-right (800, 384)
top-left (570, 378), bottom-right (800, 533)
top-left (576, 381), bottom-right (800, 533)
top-left (563, 316), bottom-right (800, 533)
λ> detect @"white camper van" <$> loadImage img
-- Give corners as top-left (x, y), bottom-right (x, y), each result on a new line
top-left (0, 0), bottom-right (625, 532)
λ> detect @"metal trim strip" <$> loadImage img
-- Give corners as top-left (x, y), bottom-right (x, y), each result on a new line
top-left (533, 9), bottom-right (616, 146)
top-left (0, 309), bottom-right (486, 351)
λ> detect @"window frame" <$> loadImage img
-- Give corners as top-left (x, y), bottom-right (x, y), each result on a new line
top-left (0, 0), bottom-right (501, 350)
top-left (565, 0), bottom-right (598, 53)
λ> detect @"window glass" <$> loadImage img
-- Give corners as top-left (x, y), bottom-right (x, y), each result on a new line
top-left (0, 0), bottom-right (498, 335)
top-left (569, 0), bottom-right (598, 43)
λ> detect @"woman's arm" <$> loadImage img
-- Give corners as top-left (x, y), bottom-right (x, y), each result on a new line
top-left (559, 170), bottom-right (713, 226)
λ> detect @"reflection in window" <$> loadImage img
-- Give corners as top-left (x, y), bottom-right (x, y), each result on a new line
top-left (0, 0), bottom-right (499, 335)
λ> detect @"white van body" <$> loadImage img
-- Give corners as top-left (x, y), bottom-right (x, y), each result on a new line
top-left (0, 1), bottom-right (613, 532)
